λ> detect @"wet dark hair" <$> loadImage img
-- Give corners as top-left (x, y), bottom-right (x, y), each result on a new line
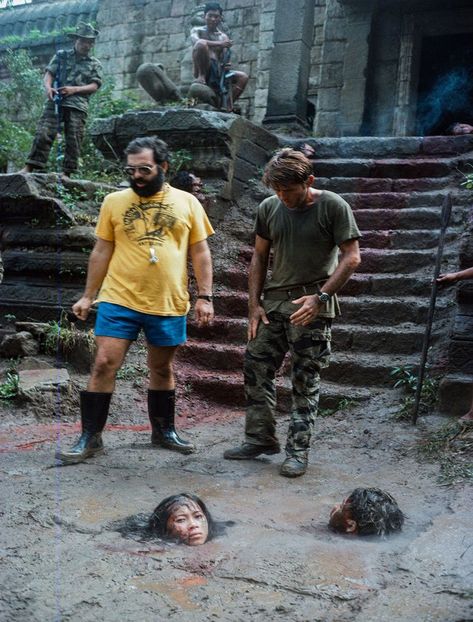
top-left (171, 171), bottom-right (194, 193)
top-left (149, 493), bottom-right (218, 542)
top-left (262, 148), bottom-right (313, 188)
top-left (124, 136), bottom-right (169, 165)
top-left (204, 2), bottom-right (223, 15)
top-left (345, 487), bottom-right (405, 536)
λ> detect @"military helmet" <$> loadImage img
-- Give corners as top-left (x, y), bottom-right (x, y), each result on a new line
top-left (68, 21), bottom-right (99, 40)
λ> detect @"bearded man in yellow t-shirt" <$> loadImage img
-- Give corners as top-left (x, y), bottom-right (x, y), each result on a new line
top-left (56, 136), bottom-right (214, 465)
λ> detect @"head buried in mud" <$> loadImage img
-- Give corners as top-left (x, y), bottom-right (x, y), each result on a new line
top-left (149, 493), bottom-right (216, 546)
top-left (329, 487), bottom-right (405, 536)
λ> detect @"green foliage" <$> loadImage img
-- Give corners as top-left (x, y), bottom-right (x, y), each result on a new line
top-left (0, 48), bottom-right (43, 169)
top-left (390, 365), bottom-right (439, 420)
top-left (169, 148), bottom-right (193, 176)
top-left (460, 166), bottom-right (473, 190)
top-left (116, 362), bottom-right (148, 381)
top-left (417, 420), bottom-right (473, 485)
top-left (318, 397), bottom-right (356, 418)
top-left (0, 26), bottom-right (76, 48)
top-left (78, 79), bottom-right (145, 183)
top-left (0, 49), bottom-right (144, 179)
top-left (0, 371), bottom-right (18, 400)
top-left (44, 313), bottom-right (94, 356)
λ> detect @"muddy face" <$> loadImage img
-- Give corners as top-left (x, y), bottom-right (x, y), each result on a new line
top-left (329, 501), bottom-right (357, 534)
top-left (166, 501), bottom-right (209, 546)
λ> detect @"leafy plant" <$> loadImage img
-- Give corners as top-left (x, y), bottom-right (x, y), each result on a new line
top-left (169, 148), bottom-right (193, 176)
top-left (390, 365), bottom-right (439, 420)
top-left (0, 371), bottom-right (18, 400)
top-left (417, 420), bottom-right (473, 485)
top-left (0, 48), bottom-right (43, 170)
top-left (44, 313), bottom-right (94, 356)
top-left (116, 363), bottom-right (148, 381)
top-left (318, 397), bottom-right (356, 418)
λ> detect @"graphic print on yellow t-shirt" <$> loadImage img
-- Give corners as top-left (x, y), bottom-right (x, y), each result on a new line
top-left (95, 185), bottom-right (214, 316)
top-left (122, 198), bottom-right (177, 247)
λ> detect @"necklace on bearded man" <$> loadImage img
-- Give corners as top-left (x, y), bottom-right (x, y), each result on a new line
top-left (149, 246), bottom-right (158, 264)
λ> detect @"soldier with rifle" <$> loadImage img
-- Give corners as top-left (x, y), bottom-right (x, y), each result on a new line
top-left (190, 2), bottom-right (248, 111)
top-left (21, 22), bottom-right (102, 178)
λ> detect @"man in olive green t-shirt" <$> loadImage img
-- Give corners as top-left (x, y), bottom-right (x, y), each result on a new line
top-left (224, 148), bottom-right (361, 477)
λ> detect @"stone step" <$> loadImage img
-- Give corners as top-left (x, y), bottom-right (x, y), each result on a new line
top-left (176, 344), bottom-right (417, 389)
top-left (353, 206), bottom-right (465, 229)
top-left (316, 176), bottom-right (452, 193)
top-left (341, 273), bottom-right (433, 297)
top-left (322, 351), bottom-right (419, 386)
top-left (188, 317), bottom-right (248, 343)
top-left (1, 225), bottom-right (95, 250)
top-left (358, 248), bottom-right (455, 273)
top-left (214, 271), bottom-right (435, 300)
top-left (288, 135), bottom-right (473, 158)
top-left (337, 296), bottom-right (449, 326)
top-left (188, 317), bottom-right (425, 355)
top-left (314, 158), bottom-right (455, 179)
top-left (341, 190), bottom-right (470, 210)
top-left (175, 362), bottom-right (372, 410)
top-left (358, 228), bottom-right (459, 250)
top-left (331, 323), bottom-right (424, 354)
top-left (210, 290), bottom-right (448, 322)
top-left (2, 250), bottom-right (88, 281)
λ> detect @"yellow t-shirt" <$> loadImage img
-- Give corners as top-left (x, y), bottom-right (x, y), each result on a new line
top-left (95, 184), bottom-right (214, 316)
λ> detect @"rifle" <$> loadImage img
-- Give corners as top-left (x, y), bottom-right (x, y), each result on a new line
top-left (52, 48), bottom-right (67, 174)
top-left (219, 48), bottom-right (235, 112)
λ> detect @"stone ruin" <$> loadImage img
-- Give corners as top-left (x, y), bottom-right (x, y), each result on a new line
top-left (0, 0), bottom-right (472, 417)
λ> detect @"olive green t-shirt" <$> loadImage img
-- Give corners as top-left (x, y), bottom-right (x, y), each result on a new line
top-left (255, 190), bottom-right (361, 318)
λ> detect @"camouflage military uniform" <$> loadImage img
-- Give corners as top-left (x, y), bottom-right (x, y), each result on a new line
top-left (243, 191), bottom-right (361, 459)
top-left (26, 48), bottom-right (102, 175)
top-left (245, 302), bottom-right (331, 456)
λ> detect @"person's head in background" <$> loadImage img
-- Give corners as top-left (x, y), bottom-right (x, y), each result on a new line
top-left (329, 487), bottom-right (405, 535)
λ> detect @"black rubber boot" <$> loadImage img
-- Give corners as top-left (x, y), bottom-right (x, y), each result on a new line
top-left (148, 389), bottom-right (195, 454)
top-left (55, 391), bottom-right (112, 465)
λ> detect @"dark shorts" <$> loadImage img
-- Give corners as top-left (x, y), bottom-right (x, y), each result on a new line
top-left (95, 302), bottom-right (186, 347)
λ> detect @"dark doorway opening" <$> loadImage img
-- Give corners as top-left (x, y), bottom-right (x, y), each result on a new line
top-left (416, 33), bottom-right (473, 135)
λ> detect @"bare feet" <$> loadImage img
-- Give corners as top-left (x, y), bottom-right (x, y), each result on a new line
top-left (193, 76), bottom-right (207, 85)
top-left (19, 165), bottom-right (34, 174)
top-left (459, 412), bottom-right (473, 422)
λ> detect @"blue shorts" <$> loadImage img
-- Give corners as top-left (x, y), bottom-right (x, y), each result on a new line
top-left (95, 302), bottom-right (187, 347)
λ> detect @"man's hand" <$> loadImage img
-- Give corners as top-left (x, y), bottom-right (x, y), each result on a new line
top-left (436, 272), bottom-right (458, 285)
top-left (289, 294), bottom-right (322, 326)
top-left (248, 304), bottom-right (269, 340)
top-left (72, 296), bottom-right (94, 321)
top-left (46, 86), bottom-right (58, 101)
top-left (195, 299), bottom-right (214, 328)
top-left (220, 39), bottom-right (233, 48)
top-left (58, 86), bottom-right (77, 97)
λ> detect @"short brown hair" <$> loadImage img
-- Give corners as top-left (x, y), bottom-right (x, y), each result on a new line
top-left (262, 148), bottom-right (313, 188)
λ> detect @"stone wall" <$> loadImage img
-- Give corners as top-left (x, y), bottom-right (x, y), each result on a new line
top-left (439, 215), bottom-right (473, 416)
top-left (95, 0), bottom-right (271, 122)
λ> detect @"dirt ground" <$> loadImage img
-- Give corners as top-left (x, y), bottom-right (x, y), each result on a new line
top-left (1, 345), bottom-right (472, 622)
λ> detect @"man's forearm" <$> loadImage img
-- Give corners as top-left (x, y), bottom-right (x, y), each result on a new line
top-left (190, 243), bottom-right (213, 295)
top-left (248, 253), bottom-right (268, 308)
top-left (322, 250), bottom-right (360, 296)
top-left (82, 250), bottom-right (112, 299)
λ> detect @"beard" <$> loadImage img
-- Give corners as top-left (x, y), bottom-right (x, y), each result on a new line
top-left (130, 167), bottom-right (165, 197)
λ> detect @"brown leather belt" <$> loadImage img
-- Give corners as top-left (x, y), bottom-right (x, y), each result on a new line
top-left (264, 285), bottom-right (320, 300)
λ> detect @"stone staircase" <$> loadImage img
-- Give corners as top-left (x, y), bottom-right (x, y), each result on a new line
top-left (176, 136), bottom-right (473, 412)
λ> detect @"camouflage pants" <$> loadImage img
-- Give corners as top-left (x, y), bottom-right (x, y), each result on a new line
top-left (26, 104), bottom-right (87, 174)
top-left (244, 312), bottom-right (331, 456)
